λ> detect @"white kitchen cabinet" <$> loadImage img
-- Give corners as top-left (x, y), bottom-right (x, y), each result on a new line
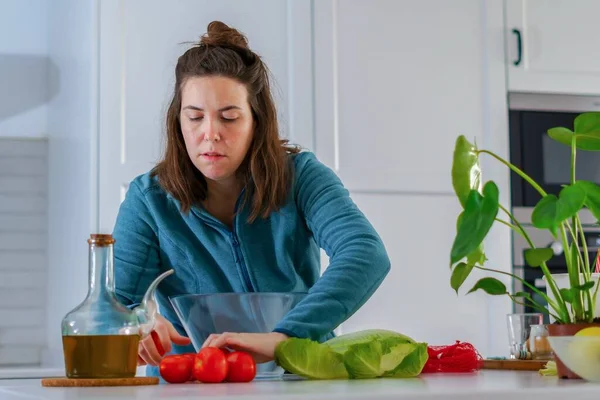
top-left (313, 0), bottom-right (490, 194)
top-left (506, 0), bottom-right (600, 95)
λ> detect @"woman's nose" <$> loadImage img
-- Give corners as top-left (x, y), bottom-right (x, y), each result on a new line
top-left (201, 119), bottom-right (221, 142)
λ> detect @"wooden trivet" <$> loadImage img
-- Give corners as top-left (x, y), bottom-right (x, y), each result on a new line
top-left (41, 376), bottom-right (159, 387)
top-left (482, 359), bottom-right (548, 371)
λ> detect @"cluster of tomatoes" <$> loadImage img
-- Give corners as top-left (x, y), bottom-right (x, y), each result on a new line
top-left (159, 347), bottom-right (256, 384)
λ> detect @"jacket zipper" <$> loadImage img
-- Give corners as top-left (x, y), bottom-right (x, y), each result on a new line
top-left (191, 189), bottom-right (254, 292)
top-left (231, 188), bottom-right (254, 292)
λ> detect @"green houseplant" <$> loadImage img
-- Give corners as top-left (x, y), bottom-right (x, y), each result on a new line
top-left (449, 112), bottom-right (600, 378)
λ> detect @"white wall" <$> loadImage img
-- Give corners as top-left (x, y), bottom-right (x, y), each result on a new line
top-left (0, 0), bottom-right (50, 137)
top-left (45, 0), bottom-right (97, 366)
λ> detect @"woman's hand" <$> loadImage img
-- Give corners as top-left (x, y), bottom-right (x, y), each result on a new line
top-left (202, 332), bottom-right (289, 363)
top-left (138, 314), bottom-right (192, 366)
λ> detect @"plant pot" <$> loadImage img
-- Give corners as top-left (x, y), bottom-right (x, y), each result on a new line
top-left (547, 323), bottom-right (600, 379)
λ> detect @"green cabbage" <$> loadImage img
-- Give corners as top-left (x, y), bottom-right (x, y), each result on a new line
top-left (274, 329), bottom-right (428, 380)
top-left (274, 338), bottom-right (348, 379)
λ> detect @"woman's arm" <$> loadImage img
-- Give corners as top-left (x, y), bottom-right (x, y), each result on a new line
top-left (273, 151), bottom-right (391, 340)
top-left (113, 179), bottom-right (163, 307)
top-left (112, 178), bottom-right (191, 365)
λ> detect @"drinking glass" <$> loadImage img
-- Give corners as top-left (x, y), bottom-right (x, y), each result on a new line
top-left (507, 313), bottom-right (543, 359)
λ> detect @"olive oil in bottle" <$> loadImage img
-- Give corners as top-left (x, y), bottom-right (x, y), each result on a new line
top-left (61, 234), bottom-right (173, 379)
top-left (62, 334), bottom-right (139, 379)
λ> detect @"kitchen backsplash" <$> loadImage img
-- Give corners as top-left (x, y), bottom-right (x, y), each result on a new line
top-left (0, 138), bottom-right (48, 366)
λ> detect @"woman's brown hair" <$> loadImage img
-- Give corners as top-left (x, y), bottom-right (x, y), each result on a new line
top-left (152, 21), bottom-right (300, 222)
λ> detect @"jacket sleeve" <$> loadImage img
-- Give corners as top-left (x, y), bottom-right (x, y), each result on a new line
top-left (112, 180), bottom-right (162, 308)
top-left (273, 152), bottom-right (391, 340)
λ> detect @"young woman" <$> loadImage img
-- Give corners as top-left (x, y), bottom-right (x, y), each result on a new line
top-left (112, 21), bottom-right (390, 375)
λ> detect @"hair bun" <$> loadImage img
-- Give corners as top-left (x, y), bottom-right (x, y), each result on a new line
top-left (200, 21), bottom-right (249, 49)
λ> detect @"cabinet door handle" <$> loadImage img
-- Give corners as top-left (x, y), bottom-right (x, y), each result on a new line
top-left (512, 28), bottom-right (522, 66)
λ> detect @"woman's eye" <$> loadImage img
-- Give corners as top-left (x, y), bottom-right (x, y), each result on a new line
top-left (188, 116), bottom-right (203, 121)
top-left (222, 117), bottom-right (237, 122)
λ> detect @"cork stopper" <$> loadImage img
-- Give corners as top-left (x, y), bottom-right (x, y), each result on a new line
top-left (88, 234), bottom-right (115, 246)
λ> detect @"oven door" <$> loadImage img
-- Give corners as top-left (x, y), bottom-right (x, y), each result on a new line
top-left (509, 93), bottom-right (600, 208)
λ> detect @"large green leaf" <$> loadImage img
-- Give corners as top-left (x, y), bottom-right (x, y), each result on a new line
top-left (575, 112), bottom-right (600, 134)
top-left (452, 135), bottom-right (482, 207)
top-left (380, 343), bottom-right (417, 373)
top-left (384, 343), bottom-right (429, 378)
top-left (451, 262), bottom-right (474, 293)
top-left (560, 288), bottom-right (575, 304)
top-left (531, 184), bottom-right (586, 236)
top-left (524, 248), bottom-right (553, 267)
top-left (454, 213), bottom-right (487, 269)
top-left (326, 330), bottom-right (414, 355)
top-left (467, 244), bottom-right (487, 266)
top-left (574, 281), bottom-right (595, 292)
top-left (343, 341), bottom-right (382, 379)
top-left (514, 291), bottom-right (532, 299)
top-left (576, 181), bottom-right (600, 222)
top-left (467, 277), bottom-right (507, 295)
top-left (548, 121), bottom-right (600, 152)
top-left (450, 182), bottom-right (499, 265)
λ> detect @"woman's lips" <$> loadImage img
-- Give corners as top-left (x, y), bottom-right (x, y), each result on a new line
top-left (201, 152), bottom-right (225, 162)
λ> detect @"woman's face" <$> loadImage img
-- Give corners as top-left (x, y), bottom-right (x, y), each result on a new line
top-left (179, 76), bottom-right (254, 185)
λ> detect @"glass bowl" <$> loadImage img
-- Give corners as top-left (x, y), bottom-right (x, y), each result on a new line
top-left (548, 336), bottom-right (600, 381)
top-left (169, 292), bottom-right (306, 380)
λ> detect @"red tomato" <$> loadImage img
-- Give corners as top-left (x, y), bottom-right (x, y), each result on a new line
top-left (182, 353), bottom-right (197, 380)
top-left (159, 355), bottom-right (193, 384)
top-left (225, 351), bottom-right (256, 383)
top-left (193, 347), bottom-right (228, 383)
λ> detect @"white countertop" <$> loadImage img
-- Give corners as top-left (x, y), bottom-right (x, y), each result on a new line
top-left (0, 371), bottom-right (599, 400)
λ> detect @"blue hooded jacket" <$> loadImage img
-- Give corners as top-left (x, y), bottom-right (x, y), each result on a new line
top-left (112, 151), bottom-right (390, 375)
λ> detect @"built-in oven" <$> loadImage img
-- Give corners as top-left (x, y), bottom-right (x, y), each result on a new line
top-left (508, 93), bottom-right (600, 321)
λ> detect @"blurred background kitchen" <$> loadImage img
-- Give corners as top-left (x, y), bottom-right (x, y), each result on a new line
top-left (1, 0), bottom-right (599, 378)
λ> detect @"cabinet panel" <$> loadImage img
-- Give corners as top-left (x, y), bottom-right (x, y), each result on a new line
top-left (344, 193), bottom-right (492, 351)
top-left (506, 0), bottom-right (600, 94)
top-left (314, 0), bottom-right (486, 193)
